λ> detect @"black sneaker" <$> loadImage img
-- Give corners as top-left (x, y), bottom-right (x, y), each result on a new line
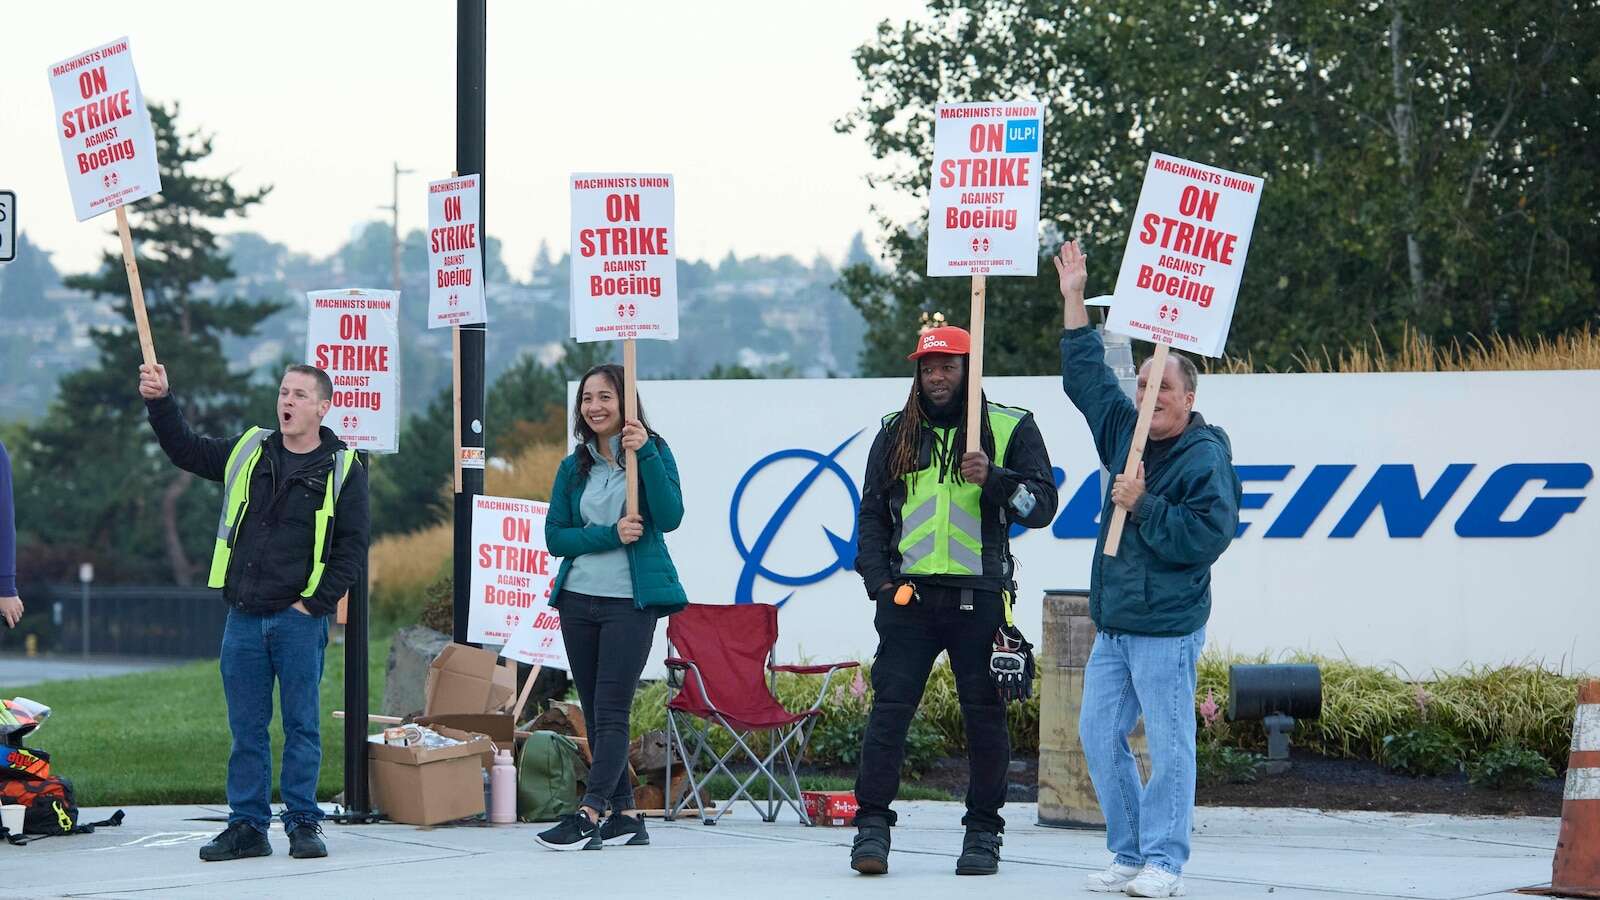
top-left (536, 812), bottom-right (601, 851)
top-left (198, 821), bottom-right (272, 862)
top-left (955, 829), bottom-right (1002, 875)
top-left (599, 812), bottom-right (650, 847)
top-left (287, 822), bottom-right (328, 859)
top-left (850, 822), bottom-right (891, 875)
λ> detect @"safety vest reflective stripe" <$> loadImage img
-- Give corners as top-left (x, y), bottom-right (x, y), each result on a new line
top-left (301, 449), bottom-right (356, 599)
top-left (209, 428), bottom-right (269, 586)
top-left (207, 428), bottom-right (356, 598)
top-left (893, 404), bottom-right (1027, 577)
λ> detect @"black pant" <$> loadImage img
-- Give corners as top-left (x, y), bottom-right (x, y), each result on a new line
top-left (853, 584), bottom-right (1009, 832)
top-left (558, 590), bottom-right (657, 814)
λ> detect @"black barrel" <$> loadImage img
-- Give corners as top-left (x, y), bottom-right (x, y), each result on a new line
top-left (1227, 664), bottom-right (1322, 721)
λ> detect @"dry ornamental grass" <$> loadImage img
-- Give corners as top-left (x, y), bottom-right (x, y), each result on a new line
top-left (1212, 325), bottom-right (1600, 374)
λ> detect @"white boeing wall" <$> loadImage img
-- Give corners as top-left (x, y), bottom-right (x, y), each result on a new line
top-left (573, 370), bottom-right (1599, 676)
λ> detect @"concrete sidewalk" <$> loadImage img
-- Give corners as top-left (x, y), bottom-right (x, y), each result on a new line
top-left (3, 801), bottom-right (1562, 899)
top-left (0, 655), bottom-right (185, 687)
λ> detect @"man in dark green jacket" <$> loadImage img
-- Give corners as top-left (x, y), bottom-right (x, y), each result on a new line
top-left (1054, 240), bottom-right (1241, 898)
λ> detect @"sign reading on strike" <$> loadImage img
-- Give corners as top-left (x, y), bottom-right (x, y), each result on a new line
top-left (570, 173), bottom-right (677, 342)
top-left (927, 101), bottom-right (1045, 277)
top-left (1107, 153), bottom-right (1264, 357)
top-left (305, 290), bottom-right (400, 453)
top-left (426, 175), bottom-right (487, 329)
top-left (469, 497), bottom-right (565, 670)
top-left (47, 37), bottom-right (162, 222)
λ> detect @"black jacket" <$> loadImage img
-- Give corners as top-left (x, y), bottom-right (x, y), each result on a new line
top-left (856, 400), bottom-right (1059, 596)
top-left (146, 394), bottom-right (370, 616)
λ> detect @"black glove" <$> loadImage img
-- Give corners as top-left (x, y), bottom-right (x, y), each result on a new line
top-left (990, 624), bottom-right (1036, 703)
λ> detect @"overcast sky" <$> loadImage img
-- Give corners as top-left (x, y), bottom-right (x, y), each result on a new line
top-left (4, 1), bottom-right (926, 278)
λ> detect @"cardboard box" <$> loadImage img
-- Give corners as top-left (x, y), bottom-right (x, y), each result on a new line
top-left (424, 643), bottom-right (516, 716)
top-left (369, 725), bottom-right (494, 826)
top-left (801, 790), bottom-right (858, 826)
top-left (415, 713), bottom-right (516, 754)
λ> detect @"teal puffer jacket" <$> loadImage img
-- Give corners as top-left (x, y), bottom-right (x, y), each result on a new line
top-left (546, 436), bottom-right (687, 614)
top-left (1061, 327), bottom-right (1242, 637)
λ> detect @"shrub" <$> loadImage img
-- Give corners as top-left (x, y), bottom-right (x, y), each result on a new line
top-left (1195, 688), bottom-right (1262, 784)
top-left (1197, 651), bottom-right (1580, 766)
top-left (1381, 724), bottom-right (1466, 777)
top-left (629, 660), bottom-right (1018, 777)
top-left (1197, 744), bottom-right (1262, 785)
top-left (1468, 741), bottom-right (1557, 791)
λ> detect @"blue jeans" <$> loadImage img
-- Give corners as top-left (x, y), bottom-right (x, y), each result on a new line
top-left (1078, 627), bottom-right (1205, 875)
top-left (220, 607), bottom-right (328, 833)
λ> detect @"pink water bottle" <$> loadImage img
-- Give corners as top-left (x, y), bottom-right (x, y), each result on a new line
top-left (490, 749), bottom-right (516, 824)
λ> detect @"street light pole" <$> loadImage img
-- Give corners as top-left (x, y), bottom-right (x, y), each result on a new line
top-left (379, 162), bottom-right (415, 296)
top-left (452, 0), bottom-right (487, 645)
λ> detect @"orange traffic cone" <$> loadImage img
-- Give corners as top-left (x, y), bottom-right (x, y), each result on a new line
top-left (1551, 680), bottom-right (1600, 897)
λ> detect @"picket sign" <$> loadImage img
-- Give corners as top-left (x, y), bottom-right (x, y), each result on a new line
top-left (47, 37), bottom-right (163, 366)
top-left (569, 174), bottom-right (679, 515)
top-left (1101, 153), bottom-right (1264, 555)
top-left (926, 102), bottom-right (1044, 452)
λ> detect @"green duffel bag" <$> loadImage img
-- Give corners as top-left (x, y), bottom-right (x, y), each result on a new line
top-left (517, 730), bottom-right (589, 823)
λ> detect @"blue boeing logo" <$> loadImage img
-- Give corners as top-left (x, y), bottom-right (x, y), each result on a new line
top-left (731, 432), bottom-right (863, 607)
top-left (728, 433), bottom-right (1592, 607)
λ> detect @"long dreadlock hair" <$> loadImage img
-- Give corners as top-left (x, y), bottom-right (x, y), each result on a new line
top-left (885, 360), bottom-right (996, 488)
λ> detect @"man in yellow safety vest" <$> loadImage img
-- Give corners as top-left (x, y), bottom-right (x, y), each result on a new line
top-left (850, 325), bottom-right (1059, 877)
top-left (140, 362), bottom-right (368, 863)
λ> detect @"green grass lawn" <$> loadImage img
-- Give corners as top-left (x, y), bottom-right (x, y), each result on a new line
top-left (13, 634), bottom-right (957, 808)
top-left (14, 635), bottom-right (389, 807)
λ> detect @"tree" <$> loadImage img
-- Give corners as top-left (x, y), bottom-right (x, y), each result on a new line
top-left (838, 0), bottom-right (1599, 374)
top-left (0, 234), bottom-right (66, 405)
top-left (370, 346), bottom-right (586, 538)
top-left (0, 233), bottom-right (62, 316)
top-left (844, 230), bottom-right (876, 270)
top-left (14, 103), bottom-right (277, 585)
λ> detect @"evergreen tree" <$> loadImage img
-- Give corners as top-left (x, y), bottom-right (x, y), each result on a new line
top-left (14, 104), bottom-right (277, 584)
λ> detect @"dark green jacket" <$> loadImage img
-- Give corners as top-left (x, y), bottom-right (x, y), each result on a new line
top-left (546, 435), bottom-right (687, 614)
top-left (1060, 327), bottom-right (1241, 636)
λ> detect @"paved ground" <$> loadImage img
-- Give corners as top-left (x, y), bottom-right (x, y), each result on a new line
top-left (0, 655), bottom-right (185, 687)
top-left (0, 801), bottom-right (1564, 899)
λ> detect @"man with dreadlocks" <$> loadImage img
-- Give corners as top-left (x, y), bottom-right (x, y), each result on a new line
top-left (849, 324), bottom-right (1059, 878)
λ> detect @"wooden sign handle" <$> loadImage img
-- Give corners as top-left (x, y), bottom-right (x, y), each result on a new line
top-left (623, 339), bottom-right (640, 518)
top-left (965, 275), bottom-right (986, 454)
top-left (115, 207), bottom-right (157, 368)
top-left (511, 664), bottom-right (543, 723)
top-left (1104, 341), bottom-right (1169, 556)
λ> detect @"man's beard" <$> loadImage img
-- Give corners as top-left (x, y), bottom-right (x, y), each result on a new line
top-left (919, 384), bottom-right (963, 422)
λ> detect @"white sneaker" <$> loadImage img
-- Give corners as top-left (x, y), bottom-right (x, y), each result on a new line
top-left (1083, 861), bottom-right (1142, 892)
top-left (1125, 865), bottom-right (1186, 897)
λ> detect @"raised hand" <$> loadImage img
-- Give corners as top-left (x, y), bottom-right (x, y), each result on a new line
top-left (1054, 239), bottom-right (1090, 328)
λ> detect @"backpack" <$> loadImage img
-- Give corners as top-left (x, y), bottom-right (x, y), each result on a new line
top-left (0, 746), bottom-right (124, 841)
top-left (517, 731), bottom-right (588, 823)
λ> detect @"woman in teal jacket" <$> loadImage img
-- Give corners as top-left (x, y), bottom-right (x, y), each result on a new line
top-left (536, 364), bottom-right (686, 852)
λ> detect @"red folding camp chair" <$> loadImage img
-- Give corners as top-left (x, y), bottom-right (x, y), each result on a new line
top-left (663, 603), bottom-right (858, 825)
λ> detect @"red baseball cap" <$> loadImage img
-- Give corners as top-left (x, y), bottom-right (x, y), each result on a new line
top-left (907, 325), bottom-right (972, 360)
